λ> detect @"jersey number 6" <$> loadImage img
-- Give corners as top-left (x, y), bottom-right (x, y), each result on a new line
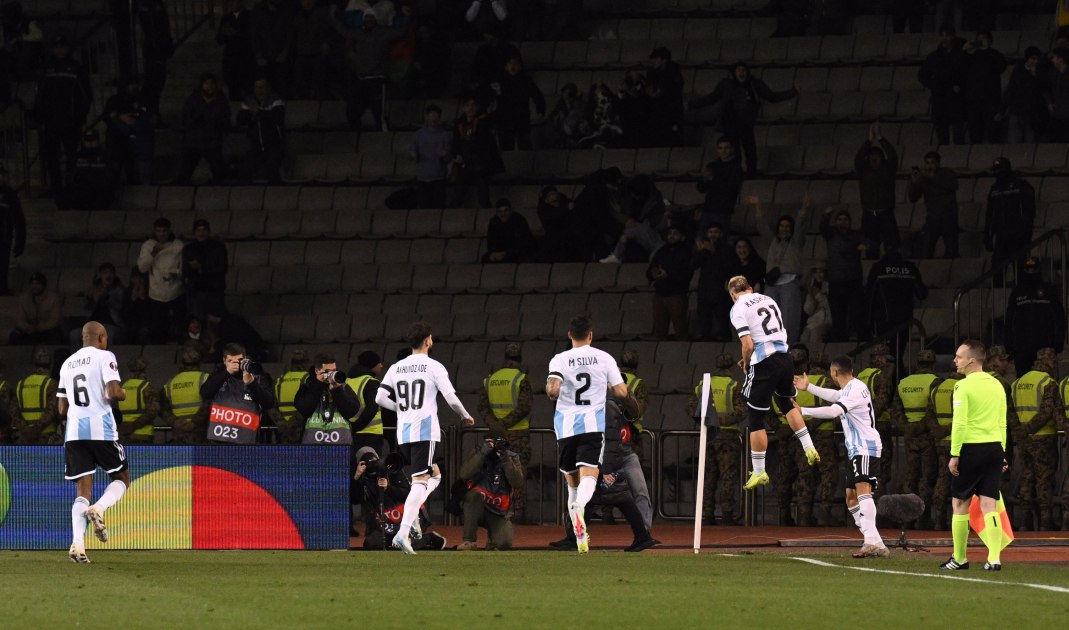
top-left (73, 374), bottom-right (90, 407)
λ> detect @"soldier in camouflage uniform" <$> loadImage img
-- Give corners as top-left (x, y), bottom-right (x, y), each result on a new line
top-left (270, 349), bottom-right (310, 445)
top-left (890, 348), bottom-right (941, 529)
top-left (686, 353), bottom-right (746, 525)
top-left (11, 348), bottom-right (59, 444)
top-left (1010, 347), bottom-right (1062, 531)
top-left (806, 351), bottom-right (841, 526)
top-left (117, 356), bottom-right (161, 445)
top-left (925, 365), bottom-right (963, 530)
top-left (478, 343), bottom-right (532, 522)
top-left (618, 349), bottom-right (650, 465)
top-left (857, 344), bottom-right (894, 493)
top-left (164, 346), bottom-right (212, 445)
top-left (987, 345), bottom-right (1018, 506)
top-left (1059, 370), bottom-right (1069, 530)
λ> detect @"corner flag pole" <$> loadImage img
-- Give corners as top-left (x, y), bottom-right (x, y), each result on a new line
top-left (694, 372), bottom-right (711, 554)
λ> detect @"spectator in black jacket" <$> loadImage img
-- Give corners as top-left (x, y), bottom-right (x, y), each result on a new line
top-left (725, 237), bottom-right (766, 293)
top-left (692, 222), bottom-right (732, 341)
top-left (1006, 257), bottom-right (1066, 376)
top-left (690, 62), bottom-right (797, 175)
top-left (250, 0), bottom-right (293, 96)
top-left (57, 130), bottom-right (117, 211)
top-left (138, 0), bottom-right (174, 116)
top-left (450, 97), bottom-right (503, 208)
top-left (855, 122), bottom-right (899, 259)
top-left (237, 78), bottom-right (285, 182)
top-left (102, 76), bottom-right (154, 184)
top-left (36, 36), bottom-right (92, 194)
top-left (647, 226), bottom-right (693, 340)
top-left (962, 31), bottom-right (1006, 143)
top-left (908, 151), bottom-right (959, 259)
top-left (1046, 47), bottom-right (1069, 142)
top-left (176, 74), bottom-right (232, 184)
top-left (291, 0), bottom-right (333, 99)
top-left (183, 219), bottom-right (229, 320)
top-left (487, 56), bottom-right (544, 150)
top-left (696, 137), bottom-right (744, 237)
top-left (820, 207), bottom-right (868, 341)
top-left (865, 247), bottom-right (927, 357)
top-left (466, 29), bottom-right (520, 95)
top-left (0, 164), bottom-right (26, 296)
top-left (537, 186), bottom-right (581, 263)
top-left (919, 25), bottom-right (967, 145)
top-left (217, 0), bottom-right (256, 101)
top-left (646, 47), bottom-right (685, 146)
top-left (984, 157), bottom-right (1036, 283)
top-left (482, 198), bottom-right (532, 263)
top-left (998, 46), bottom-right (1047, 143)
top-left (332, 4), bottom-right (411, 131)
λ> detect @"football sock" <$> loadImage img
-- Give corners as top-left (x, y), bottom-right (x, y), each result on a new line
top-left (576, 476), bottom-right (596, 509)
top-left (794, 427), bottom-right (815, 453)
top-left (951, 514), bottom-right (970, 564)
top-left (398, 481), bottom-right (428, 538)
top-left (93, 480), bottom-right (127, 513)
top-left (978, 511), bottom-right (1003, 564)
top-left (426, 474), bottom-right (441, 496)
top-left (858, 494), bottom-right (880, 545)
top-left (848, 505), bottom-right (861, 530)
top-left (71, 497), bottom-right (89, 544)
top-left (751, 451), bottom-right (766, 475)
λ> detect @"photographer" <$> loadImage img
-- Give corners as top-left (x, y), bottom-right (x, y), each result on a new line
top-left (294, 352), bottom-right (359, 445)
top-left (353, 447), bottom-right (445, 551)
top-left (454, 437), bottom-right (524, 550)
top-left (201, 342), bottom-right (276, 444)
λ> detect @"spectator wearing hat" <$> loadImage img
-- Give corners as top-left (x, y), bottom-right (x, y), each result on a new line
top-left (482, 198), bottom-right (532, 263)
top-left (749, 191), bottom-right (812, 344)
top-left (478, 343), bottom-right (532, 522)
top-left (450, 96), bottom-right (503, 209)
top-left (984, 157), bottom-right (1035, 285)
top-left (176, 73), bottom-right (232, 184)
top-left (36, 36), bottom-right (92, 194)
top-left (0, 164), bottom-right (26, 296)
top-left (102, 75), bottom-right (155, 184)
top-left (645, 47), bottom-right (685, 146)
top-left (908, 151), bottom-right (959, 259)
top-left (820, 205), bottom-right (868, 341)
top-left (865, 246), bottom-right (927, 358)
top-left (183, 219), bottom-right (229, 321)
top-left (137, 217), bottom-right (185, 343)
top-left (9, 272), bottom-right (63, 345)
top-left (410, 104), bottom-right (452, 209)
top-left (57, 130), bottom-right (118, 211)
top-left (997, 47), bottom-right (1047, 143)
top-left (1046, 47), bottom-right (1069, 142)
top-left (1006, 257), bottom-right (1066, 377)
top-left (855, 122), bottom-right (899, 259)
top-left (68, 262), bottom-right (126, 348)
top-left (647, 225), bottom-right (694, 340)
top-left (919, 25), bottom-right (967, 145)
top-left (237, 77), bottom-right (286, 182)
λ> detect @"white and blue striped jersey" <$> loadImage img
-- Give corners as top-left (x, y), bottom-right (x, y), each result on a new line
top-left (378, 354), bottom-right (454, 445)
top-left (802, 379), bottom-right (882, 457)
top-left (548, 345), bottom-right (624, 439)
top-left (57, 347), bottom-right (122, 442)
top-left (729, 292), bottom-right (789, 364)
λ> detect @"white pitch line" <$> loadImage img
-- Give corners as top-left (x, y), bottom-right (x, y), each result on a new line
top-left (790, 557), bottom-right (1069, 594)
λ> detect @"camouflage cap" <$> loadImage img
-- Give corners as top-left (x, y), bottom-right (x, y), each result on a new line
top-left (810, 351), bottom-right (829, 367)
top-left (620, 349), bottom-right (640, 370)
top-left (988, 345), bottom-right (1009, 360)
top-left (504, 343), bottom-right (522, 361)
top-left (1036, 347), bottom-right (1058, 360)
top-left (916, 349), bottom-right (936, 364)
top-left (715, 353), bottom-right (735, 369)
top-left (870, 343), bottom-right (892, 357)
top-left (180, 345), bottom-right (202, 367)
top-left (789, 346), bottom-right (810, 363)
top-left (33, 347), bottom-right (52, 367)
top-left (128, 355), bottom-right (147, 373)
top-left (289, 349), bottom-right (309, 369)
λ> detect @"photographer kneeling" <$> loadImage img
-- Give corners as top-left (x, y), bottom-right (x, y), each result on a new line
top-left (454, 437), bottom-right (525, 550)
top-left (353, 447), bottom-right (446, 551)
top-left (201, 343), bottom-right (276, 444)
top-left (294, 352), bottom-right (359, 445)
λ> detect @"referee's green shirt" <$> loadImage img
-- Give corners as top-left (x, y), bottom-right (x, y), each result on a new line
top-left (950, 371), bottom-right (1007, 456)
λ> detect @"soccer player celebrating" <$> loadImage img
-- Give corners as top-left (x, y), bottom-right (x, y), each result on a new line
top-left (940, 340), bottom-right (1009, 571)
top-left (546, 315), bottom-right (635, 553)
top-left (375, 321), bottom-right (474, 554)
top-left (727, 276), bottom-right (819, 491)
top-left (794, 356), bottom-right (889, 558)
top-left (58, 321), bottom-right (129, 564)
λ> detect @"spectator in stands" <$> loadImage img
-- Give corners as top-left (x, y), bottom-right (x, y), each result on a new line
top-left (750, 191), bottom-right (812, 344)
top-left (176, 73), bottom-right (232, 185)
top-left (891, 0), bottom-right (924, 33)
top-left (204, 303), bottom-right (272, 363)
top-left (137, 217), bottom-right (185, 343)
top-left (57, 130), bottom-right (117, 211)
top-left (576, 81), bottom-right (622, 149)
top-left (537, 185), bottom-right (580, 263)
top-left (291, 0), bottom-right (333, 99)
top-left (645, 47), bottom-right (685, 146)
top-left (102, 75), bottom-right (154, 184)
top-left (646, 226), bottom-right (693, 340)
top-left (250, 0), bottom-right (293, 95)
top-left (690, 62), bottom-right (797, 176)
top-left (919, 25), bottom-right (967, 145)
top-left (692, 222), bottom-right (732, 341)
top-left (865, 247), bottom-right (927, 356)
top-left (450, 97), bottom-right (503, 208)
top-left (217, 0), bottom-right (256, 101)
top-left (0, 164), bottom-right (26, 296)
top-left (800, 266), bottom-right (831, 347)
top-left (332, 3), bottom-right (411, 131)
top-left (482, 198), bottom-right (532, 263)
top-left (1046, 47), bottom-right (1069, 142)
top-left (855, 122), bottom-right (899, 259)
top-left (466, 28), bottom-right (519, 95)
top-left (36, 36), bottom-right (92, 195)
top-left (183, 219), bottom-right (229, 321)
top-left (1006, 257), bottom-right (1066, 376)
top-left (985, 157), bottom-right (1036, 285)
top-left (9, 272), bottom-right (63, 345)
top-left (696, 136), bottom-right (744, 237)
top-left (122, 269), bottom-right (152, 344)
top-left (486, 56), bottom-right (544, 150)
top-left (820, 206), bottom-right (867, 342)
top-left (908, 151), bottom-right (959, 259)
top-left (137, 0), bottom-right (174, 117)
top-left (237, 78), bottom-right (285, 183)
top-left (962, 31), bottom-right (1006, 144)
top-left (725, 237), bottom-right (766, 294)
top-left (180, 315), bottom-right (211, 360)
top-left (410, 104), bottom-right (452, 209)
top-left (546, 83), bottom-right (589, 148)
top-left (0, 2), bottom-right (43, 88)
top-left (600, 174), bottom-right (665, 264)
top-left (68, 262), bottom-right (126, 348)
top-left (616, 71), bottom-right (650, 148)
top-left (997, 47), bottom-right (1047, 143)
top-left (464, 0), bottom-right (508, 38)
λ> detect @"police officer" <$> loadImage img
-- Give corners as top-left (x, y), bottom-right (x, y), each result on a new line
top-left (161, 345), bottom-right (210, 444)
top-left (925, 364), bottom-right (963, 530)
top-left (890, 348), bottom-right (941, 529)
top-left (272, 349), bottom-right (309, 444)
top-left (1011, 347), bottom-right (1062, 531)
top-left (477, 343), bottom-right (532, 521)
top-left (117, 355), bottom-right (160, 445)
top-left (456, 437), bottom-right (525, 550)
top-left (984, 157), bottom-right (1036, 283)
top-left (864, 247), bottom-right (927, 358)
top-left (0, 163), bottom-right (27, 296)
top-left (201, 342), bottom-right (276, 444)
top-left (687, 353), bottom-right (746, 525)
top-left (11, 348), bottom-right (58, 444)
top-left (618, 349), bottom-right (650, 464)
top-left (1006, 257), bottom-right (1066, 377)
top-left (294, 352), bottom-right (359, 445)
top-left (36, 35), bottom-right (92, 193)
top-left (803, 350), bottom-right (841, 526)
top-left (346, 350), bottom-right (388, 455)
top-left (857, 344), bottom-right (894, 492)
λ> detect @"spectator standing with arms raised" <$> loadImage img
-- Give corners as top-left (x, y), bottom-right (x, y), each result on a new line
top-left (749, 191), bottom-right (811, 344)
top-left (855, 122), bottom-right (899, 259)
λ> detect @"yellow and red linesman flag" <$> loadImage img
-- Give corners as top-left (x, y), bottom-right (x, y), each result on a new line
top-left (969, 493), bottom-right (1015, 549)
top-left (1059, 0), bottom-right (1069, 27)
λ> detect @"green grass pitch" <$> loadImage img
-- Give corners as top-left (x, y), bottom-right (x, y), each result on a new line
top-left (5, 550), bottom-right (1068, 628)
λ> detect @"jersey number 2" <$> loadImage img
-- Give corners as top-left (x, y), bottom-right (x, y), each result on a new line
top-left (72, 374), bottom-right (90, 407)
top-left (574, 373), bottom-right (592, 405)
top-left (757, 305), bottom-right (784, 335)
top-left (397, 379), bottom-right (425, 412)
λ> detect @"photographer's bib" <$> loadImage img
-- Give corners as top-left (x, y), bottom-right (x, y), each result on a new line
top-left (208, 404), bottom-right (261, 444)
top-left (302, 410), bottom-right (352, 445)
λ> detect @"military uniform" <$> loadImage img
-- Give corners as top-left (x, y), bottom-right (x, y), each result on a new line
top-left (477, 356), bottom-right (532, 521)
top-left (117, 356), bottom-right (160, 445)
top-left (925, 370), bottom-right (963, 529)
top-left (805, 363), bottom-right (841, 526)
top-left (1059, 374), bottom-right (1069, 530)
top-left (620, 367), bottom-right (650, 464)
top-left (890, 351), bottom-right (941, 528)
top-left (857, 346), bottom-right (894, 493)
top-left (0, 372), bottom-right (12, 444)
top-left (686, 353), bottom-right (746, 524)
top-left (11, 351), bottom-right (59, 444)
top-left (1011, 350), bottom-right (1061, 531)
top-left (162, 348), bottom-right (211, 444)
top-left (273, 368), bottom-right (309, 445)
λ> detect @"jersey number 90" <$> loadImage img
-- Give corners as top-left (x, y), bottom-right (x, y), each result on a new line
top-left (397, 379), bottom-right (426, 412)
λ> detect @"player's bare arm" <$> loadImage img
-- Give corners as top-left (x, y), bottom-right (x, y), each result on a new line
top-left (57, 397), bottom-right (69, 417)
top-left (738, 334), bottom-right (754, 370)
top-left (546, 377), bottom-right (561, 400)
top-left (106, 381), bottom-right (126, 402)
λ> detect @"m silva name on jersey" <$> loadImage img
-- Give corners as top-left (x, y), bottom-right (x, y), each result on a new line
top-left (568, 357), bottom-right (599, 367)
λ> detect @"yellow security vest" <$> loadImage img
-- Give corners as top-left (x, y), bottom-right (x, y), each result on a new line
top-left (347, 374), bottom-right (383, 435)
top-left (1012, 371), bottom-right (1057, 436)
top-left (17, 374), bottom-right (55, 435)
top-left (1060, 376), bottom-right (1069, 421)
top-left (622, 372), bottom-right (644, 431)
top-left (119, 378), bottom-right (153, 438)
top-left (164, 371), bottom-right (209, 420)
top-left (483, 367), bottom-right (529, 431)
top-left (274, 371), bottom-right (308, 420)
top-left (795, 374), bottom-right (834, 430)
top-left (857, 367), bottom-right (889, 424)
top-left (898, 373), bottom-right (939, 423)
top-left (932, 379), bottom-right (958, 441)
top-left (697, 375), bottom-right (739, 431)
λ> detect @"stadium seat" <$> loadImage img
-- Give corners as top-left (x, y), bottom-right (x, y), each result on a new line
top-left (443, 264), bottom-right (482, 294)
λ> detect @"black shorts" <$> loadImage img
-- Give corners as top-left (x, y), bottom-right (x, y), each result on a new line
top-left (399, 440), bottom-right (439, 478)
top-left (952, 442), bottom-right (1004, 501)
top-left (742, 352), bottom-right (796, 430)
top-left (65, 440), bottom-right (129, 481)
top-left (558, 432), bottom-right (605, 474)
top-left (846, 454), bottom-right (880, 491)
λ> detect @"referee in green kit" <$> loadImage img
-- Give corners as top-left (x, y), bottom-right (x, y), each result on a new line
top-left (940, 340), bottom-right (1009, 571)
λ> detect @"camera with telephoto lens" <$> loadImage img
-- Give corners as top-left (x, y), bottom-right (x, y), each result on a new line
top-left (489, 436), bottom-right (510, 453)
top-left (364, 452), bottom-right (405, 478)
top-left (239, 358), bottom-right (263, 375)
top-left (322, 370), bottom-right (346, 384)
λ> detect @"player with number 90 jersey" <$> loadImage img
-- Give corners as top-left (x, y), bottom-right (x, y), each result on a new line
top-left (57, 346), bottom-right (122, 442)
top-left (729, 292), bottom-right (789, 364)
top-left (547, 345), bottom-right (624, 439)
top-left (378, 353), bottom-right (455, 444)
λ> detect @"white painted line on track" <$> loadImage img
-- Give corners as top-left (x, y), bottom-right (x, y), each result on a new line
top-left (789, 557), bottom-right (1069, 594)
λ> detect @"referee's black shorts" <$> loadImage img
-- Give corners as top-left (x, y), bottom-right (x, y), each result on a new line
top-left (951, 442), bottom-right (1004, 501)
